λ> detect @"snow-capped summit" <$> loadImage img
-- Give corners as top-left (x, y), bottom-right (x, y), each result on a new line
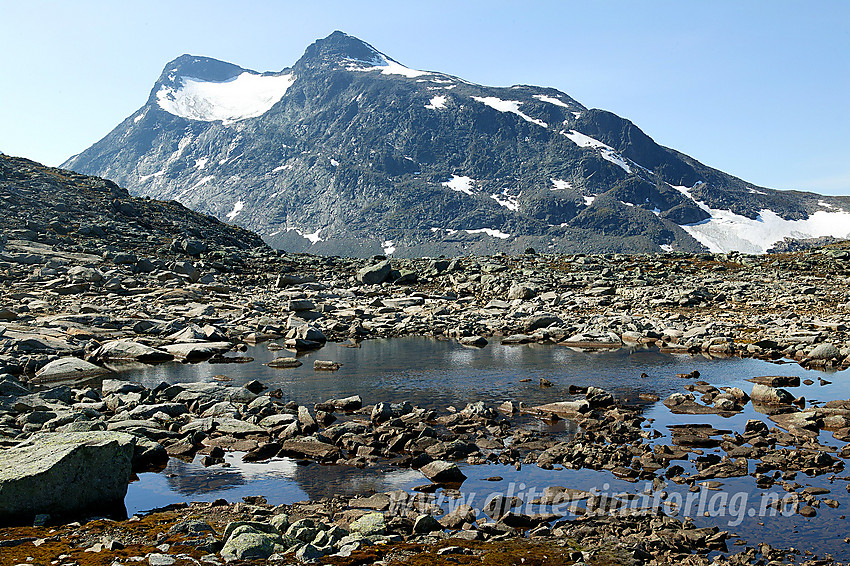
top-left (62, 32), bottom-right (850, 257)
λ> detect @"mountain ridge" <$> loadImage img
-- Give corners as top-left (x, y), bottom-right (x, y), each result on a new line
top-left (62, 31), bottom-right (850, 257)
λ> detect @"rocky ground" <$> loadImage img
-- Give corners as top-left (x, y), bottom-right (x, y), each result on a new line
top-left (2, 156), bottom-right (850, 564)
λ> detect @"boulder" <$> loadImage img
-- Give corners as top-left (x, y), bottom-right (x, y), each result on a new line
top-left (266, 357), bottom-right (303, 368)
top-left (747, 376), bottom-right (801, 387)
top-left (527, 400), bottom-right (590, 417)
top-left (349, 512), bottom-right (386, 535)
top-left (356, 260), bottom-right (391, 285)
top-left (0, 431), bottom-right (135, 523)
top-left (809, 343), bottom-right (840, 360)
top-left (33, 357), bottom-right (111, 384)
top-left (412, 513), bottom-right (442, 534)
top-left (221, 523), bottom-right (288, 562)
top-left (751, 384), bottom-right (794, 405)
top-left (162, 341), bottom-right (231, 361)
top-left (561, 332), bottom-right (622, 349)
top-left (93, 340), bottom-right (174, 362)
top-left (420, 460), bottom-right (467, 483)
top-left (278, 440), bottom-right (341, 461)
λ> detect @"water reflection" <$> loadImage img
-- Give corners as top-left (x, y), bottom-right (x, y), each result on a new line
top-left (119, 337), bottom-right (850, 560)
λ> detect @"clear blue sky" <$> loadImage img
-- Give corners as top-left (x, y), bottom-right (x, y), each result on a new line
top-left (1, 0), bottom-right (848, 195)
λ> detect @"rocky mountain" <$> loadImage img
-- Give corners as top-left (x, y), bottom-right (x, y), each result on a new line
top-left (0, 154), bottom-right (266, 259)
top-left (63, 31), bottom-right (850, 257)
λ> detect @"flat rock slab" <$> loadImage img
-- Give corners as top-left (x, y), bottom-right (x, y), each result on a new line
top-left (747, 376), bottom-right (801, 387)
top-left (162, 341), bottom-right (231, 361)
top-left (527, 400), bottom-right (591, 417)
top-left (33, 356), bottom-right (112, 384)
top-left (94, 340), bottom-right (174, 362)
top-left (0, 431), bottom-right (135, 524)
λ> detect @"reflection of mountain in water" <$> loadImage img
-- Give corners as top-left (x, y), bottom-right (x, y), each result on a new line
top-left (289, 461), bottom-right (424, 501)
top-left (160, 453), bottom-right (424, 501)
top-left (164, 457), bottom-right (248, 495)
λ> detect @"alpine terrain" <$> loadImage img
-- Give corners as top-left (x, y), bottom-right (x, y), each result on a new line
top-left (63, 31), bottom-right (850, 257)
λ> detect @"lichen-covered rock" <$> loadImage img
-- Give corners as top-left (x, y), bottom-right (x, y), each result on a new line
top-left (349, 512), bottom-right (386, 536)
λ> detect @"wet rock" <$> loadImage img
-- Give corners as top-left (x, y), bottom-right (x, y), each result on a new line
top-left (561, 332), bottom-right (622, 349)
top-left (278, 440), bottom-right (340, 461)
top-left (747, 376), bottom-right (801, 387)
top-left (420, 460), bottom-right (466, 483)
top-left (527, 400), bottom-right (590, 417)
top-left (459, 336), bottom-right (488, 347)
top-left (163, 341), bottom-right (231, 361)
top-left (751, 384), bottom-right (794, 405)
top-left (266, 357), bottom-right (303, 368)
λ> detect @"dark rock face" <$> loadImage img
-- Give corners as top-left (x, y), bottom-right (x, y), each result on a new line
top-left (62, 31), bottom-right (849, 257)
top-left (0, 155), bottom-right (266, 255)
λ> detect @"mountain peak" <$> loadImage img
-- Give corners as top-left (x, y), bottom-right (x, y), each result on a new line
top-left (155, 54), bottom-right (248, 89)
top-left (295, 31), bottom-right (387, 69)
top-left (64, 32), bottom-right (850, 257)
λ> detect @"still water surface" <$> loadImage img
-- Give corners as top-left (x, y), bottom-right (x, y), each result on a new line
top-left (123, 338), bottom-right (850, 559)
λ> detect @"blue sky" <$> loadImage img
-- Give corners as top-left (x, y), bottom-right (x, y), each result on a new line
top-left (1, 0), bottom-right (848, 195)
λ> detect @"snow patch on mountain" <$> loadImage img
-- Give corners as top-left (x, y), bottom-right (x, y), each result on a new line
top-left (472, 97), bottom-right (548, 128)
top-left (138, 170), bottom-right (164, 182)
top-left (382, 240), bottom-right (396, 254)
top-left (425, 95), bottom-right (447, 110)
top-left (194, 157), bottom-right (208, 169)
top-left (584, 195), bottom-right (596, 206)
top-left (550, 179), bottom-right (572, 191)
top-left (156, 72), bottom-right (295, 124)
top-left (671, 184), bottom-right (850, 254)
top-left (226, 200), bottom-right (244, 220)
top-left (490, 190), bottom-right (520, 211)
top-left (347, 53), bottom-right (427, 78)
top-left (563, 130), bottom-right (606, 149)
top-left (465, 228), bottom-right (511, 239)
top-left (287, 227), bottom-right (323, 244)
top-left (533, 94), bottom-right (571, 108)
top-left (442, 175), bottom-right (476, 196)
top-left (562, 130), bottom-right (631, 173)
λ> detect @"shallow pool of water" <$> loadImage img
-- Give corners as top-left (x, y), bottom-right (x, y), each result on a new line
top-left (122, 337), bottom-right (850, 560)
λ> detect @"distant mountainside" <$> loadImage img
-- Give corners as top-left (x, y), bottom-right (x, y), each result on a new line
top-left (0, 154), bottom-right (265, 256)
top-left (63, 31), bottom-right (850, 257)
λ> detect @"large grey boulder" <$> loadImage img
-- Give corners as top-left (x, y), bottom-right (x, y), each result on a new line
top-left (221, 522), bottom-right (289, 562)
top-left (33, 357), bottom-right (111, 384)
top-left (92, 340), bottom-right (174, 362)
top-left (356, 260), bottom-right (391, 285)
top-left (162, 341), bottom-right (231, 361)
top-left (349, 512), bottom-right (386, 535)
top-left (751, 384), bottom-right (794, 405)
top-left (0, 431), bottom-right (135, 523)
top-left (419, 460), bottom-right (467, 483)
top-left (809, 343), bottom-right (840, 360)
